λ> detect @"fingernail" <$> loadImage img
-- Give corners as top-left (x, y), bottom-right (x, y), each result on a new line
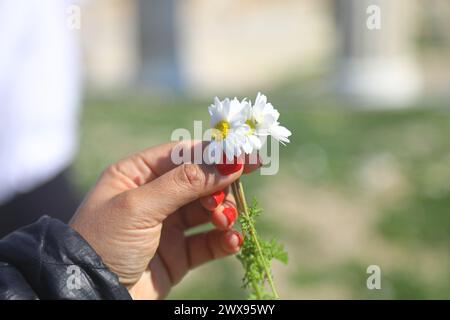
top-left (215, 155), bottom-right (243, 176)
top-left (216, 162), bottom-right (243, 175)
top-left (233, 231), bottom-right (244, 247)
top-left (211, 190), bottom-right (225, 207)
top-left (223, 207), bottom-right (237, 227)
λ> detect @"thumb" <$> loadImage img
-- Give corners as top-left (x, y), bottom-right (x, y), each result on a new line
top-left (117, 162), bottom-right (243, 224)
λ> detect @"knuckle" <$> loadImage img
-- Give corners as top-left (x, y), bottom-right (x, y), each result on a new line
top-left (102, 162), bottom-right (127, 180)
top-left (179, 163), bottom-right (206, 190)
top-left (101, 163), bottom-right (117, 179)
top-left (116, 191), bottom-right (139, 211)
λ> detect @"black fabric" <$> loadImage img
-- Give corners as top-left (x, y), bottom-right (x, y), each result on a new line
top-left (0, 169), bottom-right (80, 238)
top-left (0, 216), bottom-right (131, 300)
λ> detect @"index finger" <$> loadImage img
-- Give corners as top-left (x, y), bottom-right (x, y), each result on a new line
top-left (103, 140), bottom-right (260, 187)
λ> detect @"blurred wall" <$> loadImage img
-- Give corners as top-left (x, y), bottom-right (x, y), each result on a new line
top-left (333, 0), bottom-right (422, 106)
top-left (80, 0), bottom-right (332, 94)
top-left (80, 0), bottom-right (450, 99)
top-left (81, 0), bottom-right (139, 91)
top-left (178, 0), bottom-right (333, 95)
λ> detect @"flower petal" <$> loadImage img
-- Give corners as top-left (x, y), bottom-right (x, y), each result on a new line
top-left (270, 124), bottom-right (291, 145)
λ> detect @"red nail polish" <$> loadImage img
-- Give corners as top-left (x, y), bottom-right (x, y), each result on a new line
top-left (233, 231), bottom-right (244, 247)
top-left (215, 154), bottom-right (243, 175)
top-left (211, 190), bottom-right (225, 206)
top-left (223, 207), bottom-right (237, 227)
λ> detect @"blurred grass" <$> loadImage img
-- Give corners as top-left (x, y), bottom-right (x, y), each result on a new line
top-left (72, 92), bottom-right (450, 299)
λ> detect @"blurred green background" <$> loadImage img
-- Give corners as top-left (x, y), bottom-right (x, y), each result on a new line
top-left (2, 0), bottom-right (450, 300)
top-left (72, 90), bottom-right (450, 299)
top-left (71, 0), bottom-right (450, 299)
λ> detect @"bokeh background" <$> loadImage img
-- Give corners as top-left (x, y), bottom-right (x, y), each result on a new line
top-left (75, 0), bottom-right (449, 299)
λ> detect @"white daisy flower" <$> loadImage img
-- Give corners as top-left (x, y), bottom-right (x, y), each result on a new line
top-left (246, 92), bottom-right (291, 145)
top-left (241, 100), bottom-right (263, 153)
top-left (206, 93), bottom-right (291, 163)
top-left (207, 97), bottom-right (249, 161)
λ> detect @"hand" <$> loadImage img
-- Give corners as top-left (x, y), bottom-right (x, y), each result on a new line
top-left (70, 141), bottom-right (259, 299)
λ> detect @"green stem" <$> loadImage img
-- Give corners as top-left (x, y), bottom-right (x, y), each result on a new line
top-left (231, 179), bottom-right (280, 299)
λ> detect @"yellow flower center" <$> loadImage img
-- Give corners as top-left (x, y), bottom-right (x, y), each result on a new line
top-left (246, 119), bottom-right (256, 135)
top-left (212, 120), bottom-right (230, 140)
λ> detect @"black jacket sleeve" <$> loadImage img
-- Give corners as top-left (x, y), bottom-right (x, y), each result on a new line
top-left (0, 216), bottom-right (131, 300)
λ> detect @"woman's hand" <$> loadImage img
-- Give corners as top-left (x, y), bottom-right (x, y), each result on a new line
top-left (70, 141), bottom-right (259, 299)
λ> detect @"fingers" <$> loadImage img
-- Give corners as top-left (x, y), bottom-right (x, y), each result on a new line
top-left (198, 188), bottom-right (238, 230)
top-left (211, 193), bottom-right (238, 230)
top-left (106, 140), bottom-right (260, 226)
top-left (175, 201), bottom-right (211, 230)
top-left (172, 189), bottom-right (237, 230)
top-left (101, 141), bottom-right (261, 188)
top-left (121, 161), bottom-right (243, 225)
top-left (211, 206), bottom-right (237, 230)
top-left (100, 141), bottom-right (182, 188)
top-left (187, 229), bottom-right (244, 269)
top-left (199, 189), bottom-right (225, 211)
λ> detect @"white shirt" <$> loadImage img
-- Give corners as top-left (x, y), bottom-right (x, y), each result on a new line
top-left (0, 0), bottom-right (81, 204)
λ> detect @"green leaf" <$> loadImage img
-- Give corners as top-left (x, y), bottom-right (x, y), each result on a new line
top-left (236, 197), bottom-right (288, 299)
